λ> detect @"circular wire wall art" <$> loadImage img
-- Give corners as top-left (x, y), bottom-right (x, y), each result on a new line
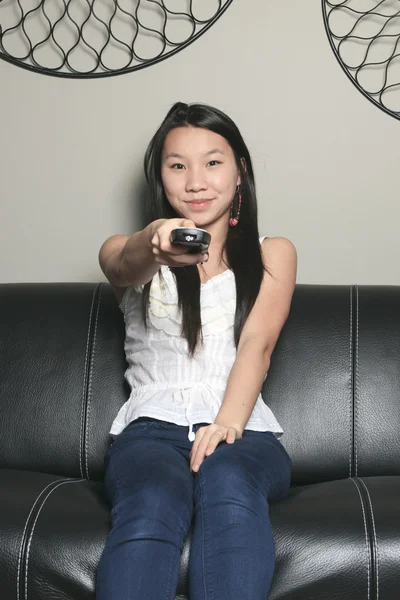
top-left (322, 0), bottom-right (400, 120)
top-left (0, 0), bottom-right (233, 78)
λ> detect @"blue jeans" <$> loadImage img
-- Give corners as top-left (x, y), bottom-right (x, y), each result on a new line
top-left (96, 417), bottom-right (292, 600)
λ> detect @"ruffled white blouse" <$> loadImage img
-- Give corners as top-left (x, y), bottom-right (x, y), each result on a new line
top-left (110, 236), bottom-right (284, 442)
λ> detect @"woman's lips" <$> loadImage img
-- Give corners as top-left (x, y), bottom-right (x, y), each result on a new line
top-left (186, 200), bottom-right (213, 210)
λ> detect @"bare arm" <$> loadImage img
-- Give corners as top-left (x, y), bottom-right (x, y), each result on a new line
top-left (99, 219), bottom-right (167, 288)
top-left (99, 217), bottom-right (209, 292)
top-left (215, 237), bottom-right (297, 432)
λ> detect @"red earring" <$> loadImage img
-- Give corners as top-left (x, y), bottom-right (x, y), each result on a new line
top-left (229, 188), bottom-right (242, 227)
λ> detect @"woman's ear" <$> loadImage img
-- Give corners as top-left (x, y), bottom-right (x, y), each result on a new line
top-left (237, 157), bottom-right (247, 186)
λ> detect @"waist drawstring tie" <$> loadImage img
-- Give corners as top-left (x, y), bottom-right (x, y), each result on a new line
top-left (172, 382), bottom-right (222, 442)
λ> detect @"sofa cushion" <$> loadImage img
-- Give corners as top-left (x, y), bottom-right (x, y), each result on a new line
top-left (269, 475), bottom-right (400, 599)
top-left (4, 469), bottom-right (396, 600)
top-left (0, 469), bottom-right (109, 600)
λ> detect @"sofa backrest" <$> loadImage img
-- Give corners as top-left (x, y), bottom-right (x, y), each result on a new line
top-left (0, 283), bottom-right (127, 481)
top-left (263, 284), bottom-right (400, 484)
top-left (1, 282), bottom-right (399, 484)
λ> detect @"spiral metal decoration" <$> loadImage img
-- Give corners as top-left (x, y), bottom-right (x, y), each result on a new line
top-left (322, 0), bottom-right (400, 121)
top-left (0, 0), bottom-right (233, 78)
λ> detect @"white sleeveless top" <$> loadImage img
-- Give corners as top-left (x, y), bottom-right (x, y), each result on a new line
top-left (110, 236), bottom-right (284, 442)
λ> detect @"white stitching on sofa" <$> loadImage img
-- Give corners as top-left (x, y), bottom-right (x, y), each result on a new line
top-left (349, 286), bottom-right (353, 478)
top-left (359, 479), bottom-right (380, 600)
top-left (355, 286), bottom-right (359, 477)
top-left (80, 289), bottom-right (96, 478)
top-left (23, 479), bottom-right (84, 600)
top-left (84, 283), bottom-right (103, 480)
top-left (350, 478), bottom-right (371, 600)
top-left (16, 481), bottom-right (58, 600)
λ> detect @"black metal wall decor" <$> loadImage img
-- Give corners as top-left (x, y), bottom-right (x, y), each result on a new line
top-left (0, 0), bottom-right (233, 78)
top-left (322, 0), bottom-right (400, 121)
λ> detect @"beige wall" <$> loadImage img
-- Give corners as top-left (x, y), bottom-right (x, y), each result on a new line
top-left (1, 0), bottom-right (399, 285)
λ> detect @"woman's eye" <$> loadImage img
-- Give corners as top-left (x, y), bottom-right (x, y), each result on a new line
top-left (208, 160), bottom-right (221, 167)
top-left (171, 163), bottom-right (185, 169)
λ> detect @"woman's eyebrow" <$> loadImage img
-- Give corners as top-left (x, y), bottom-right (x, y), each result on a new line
top-left (164, 148), bottom-right (225, 160)
top-left (205, 148), bottom-right (224, 156)
top-left (165, 152), bottom-right (185, 159)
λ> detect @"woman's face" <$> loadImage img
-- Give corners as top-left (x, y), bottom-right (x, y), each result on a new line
top-left (161, 126), bottom-right (241, 229)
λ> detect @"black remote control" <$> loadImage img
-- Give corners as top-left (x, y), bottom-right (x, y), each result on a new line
top-left (170, 228), bottom-right (211, 254)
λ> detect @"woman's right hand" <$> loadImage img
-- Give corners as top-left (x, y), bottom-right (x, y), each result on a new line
top-left (149, 218), bottom-right (209, 268)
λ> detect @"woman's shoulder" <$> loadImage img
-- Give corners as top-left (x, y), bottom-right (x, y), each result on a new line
top-left (260, 236), bottom-right (296, 252)
top-left (259, 237), bottom-right (298, 279)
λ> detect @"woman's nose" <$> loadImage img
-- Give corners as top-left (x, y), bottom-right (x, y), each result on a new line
top-left (185, 169), bottom-right (207, 192)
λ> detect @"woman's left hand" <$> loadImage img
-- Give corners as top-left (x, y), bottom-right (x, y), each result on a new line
top-left (190, 423), bottom-right (242, 473)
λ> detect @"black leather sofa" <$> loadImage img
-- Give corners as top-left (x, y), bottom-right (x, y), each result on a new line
top-left (1, 282), bottom-right (399, 600)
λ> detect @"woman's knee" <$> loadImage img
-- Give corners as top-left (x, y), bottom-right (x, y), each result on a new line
top-left (196, 437), bottom-right (291, 501)
top-left (198, 450), bottom-right (253, 492)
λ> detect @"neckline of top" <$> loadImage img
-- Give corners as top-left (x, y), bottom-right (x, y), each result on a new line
top-left (165, 266), bottom-right (232, 287)
top-left (200, 268), bottom-right (232, 287)
top-left (164, 236), bottom-right (267, 287)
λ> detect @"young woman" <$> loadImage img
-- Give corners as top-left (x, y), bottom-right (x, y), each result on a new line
top-left (96, 102), bottom-right (297, 600)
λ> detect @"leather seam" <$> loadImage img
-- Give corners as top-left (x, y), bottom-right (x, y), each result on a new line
top-left (359, 478), bottom-right (380, 599)
top-left (16, 480), bottom-right (58, 600)
top-left (80, 288), bottom-right (97, 478)
top-left (350, 478), bottom-right (371, 600)
top-left (349, 285), bottom-right (353, 478)
top-left (355, 285), bottom-right (359, 477)
top-left (23, 479), bottom-right (84, 600)
top-left (84, 282), bottom-right (103, 480)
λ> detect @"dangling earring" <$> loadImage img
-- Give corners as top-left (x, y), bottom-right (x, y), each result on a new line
top-left (229, 186), bottom-right (242, 227)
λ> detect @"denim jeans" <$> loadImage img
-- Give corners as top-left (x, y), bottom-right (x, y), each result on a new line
top-left (96, 417), bottom-right (292, 600)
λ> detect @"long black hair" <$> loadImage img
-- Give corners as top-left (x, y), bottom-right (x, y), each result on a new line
top-left (142, 102), bottom-right (272, 357)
